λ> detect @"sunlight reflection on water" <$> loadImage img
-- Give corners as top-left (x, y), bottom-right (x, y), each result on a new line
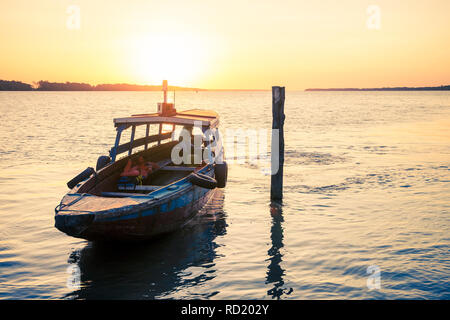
top-left (0, 91), bottom-right (449, 299)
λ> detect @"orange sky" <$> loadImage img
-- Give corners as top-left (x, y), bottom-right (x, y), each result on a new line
top-left (1, 0), bottom-right (449, 90)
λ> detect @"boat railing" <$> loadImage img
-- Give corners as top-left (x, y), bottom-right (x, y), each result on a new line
top-left (111, 131), bottom-right (173, 157)
top-left (110, 124), bottom-right (175, 161)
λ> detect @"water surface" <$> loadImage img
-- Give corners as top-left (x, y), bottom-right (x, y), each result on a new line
top-left (0, 91), bottom-right (449, 299)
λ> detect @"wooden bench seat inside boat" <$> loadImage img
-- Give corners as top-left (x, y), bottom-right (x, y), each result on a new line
top-left (159, 166), bottom-right (197, 171)
top-left (59, 193), bottom-right (142, 212)
top-left (101, 192), bottom-right (155, 198)
top-left (74, 141), bottom-right (204, 198)
top-left (77, 142), bottom-right (177, 196)
top-left (117, 185), bottom-right (162, 192)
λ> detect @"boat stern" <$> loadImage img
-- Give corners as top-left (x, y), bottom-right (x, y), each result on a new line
top-left (54, 212), bottom-right (95, 238)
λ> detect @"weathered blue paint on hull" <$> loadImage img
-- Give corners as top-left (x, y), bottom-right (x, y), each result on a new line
top-left (56, 186), bottom-right (217, 242)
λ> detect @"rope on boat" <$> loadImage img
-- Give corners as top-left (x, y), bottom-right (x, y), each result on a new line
top-left (54, 193), bottom-right (89, 213)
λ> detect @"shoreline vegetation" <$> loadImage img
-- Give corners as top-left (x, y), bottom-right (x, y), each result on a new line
top-left (0, 80), bottom-right (266, 92)
top-left (0, 80), bottom-right (204, 91)
top-left (305, 85), bottom-right (450, 91)
top-left (1, 80), bottom-right (449, 92)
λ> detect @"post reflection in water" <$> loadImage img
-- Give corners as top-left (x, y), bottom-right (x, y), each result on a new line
top-left (64, 190), bottom-right (227, 300)
top-left (266, 202), bottom-right (293, 299)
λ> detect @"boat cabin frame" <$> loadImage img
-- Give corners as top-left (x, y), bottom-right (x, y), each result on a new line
top-left (110, 109), bottom-right (220, 162)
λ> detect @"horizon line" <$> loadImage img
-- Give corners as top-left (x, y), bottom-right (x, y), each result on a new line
top-left (1, 79), bottom-right (449, 92)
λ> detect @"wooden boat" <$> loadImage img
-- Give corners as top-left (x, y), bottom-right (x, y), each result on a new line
top-left (55, 82), bottom-right (227, 242)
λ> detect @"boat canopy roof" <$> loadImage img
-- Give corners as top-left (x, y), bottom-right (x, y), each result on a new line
top-left (114, 109), bottom-right (219, 128)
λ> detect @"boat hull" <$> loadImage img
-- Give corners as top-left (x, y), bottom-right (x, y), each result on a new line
top-left (55, 185), bottom-right (217, 242)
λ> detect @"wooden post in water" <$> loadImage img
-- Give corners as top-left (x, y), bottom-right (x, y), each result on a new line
top-left (270, 86), bottom-right (285, 202)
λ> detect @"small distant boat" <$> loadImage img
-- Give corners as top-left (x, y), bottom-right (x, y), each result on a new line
top-left (54, 81), bottom-right (227, 242)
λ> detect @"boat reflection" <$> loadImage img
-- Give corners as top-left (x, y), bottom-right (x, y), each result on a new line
top-left (266, 202), bottom-right (293, 299)
top-left (64, 190), bottom-right (226, 299)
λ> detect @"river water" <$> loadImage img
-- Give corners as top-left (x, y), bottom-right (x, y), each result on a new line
top-left (0, 91), bottom-right (449, 299)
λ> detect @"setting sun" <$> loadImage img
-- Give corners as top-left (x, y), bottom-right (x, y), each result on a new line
top-left (0, 0), bottom-right (449, 89)
top-left (0, 0), bottom-right (450, 303)
top-left (126, 33), bottom-right (211, 87)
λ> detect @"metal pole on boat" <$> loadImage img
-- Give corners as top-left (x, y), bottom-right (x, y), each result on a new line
top-left (163, 80), bottom-right (168, 104)
top-left (159, 80), bottom-right (168, 146)
top-left (145, 124), bottom-right (150, 150)
top-left (128, 125), bottom-right (136, 156)
top-left (270, 86), bottom-right (285, 202)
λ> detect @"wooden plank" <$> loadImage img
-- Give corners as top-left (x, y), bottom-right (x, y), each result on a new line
top-left (101, 192), bottom-right (151, 198)
top-left (114, 132), bottom-right (172, 155)
top-left (157, 159), bottom-right (173, 168)
top-left (117, 185), bottom-right (162, 191)
top-left (62, 195), bottom-right (140, 211)
top-left (159, 166), bottom-right (197, 171)
top-left (270, 86), bottom-right (285, 202)
top-left (77, 141), bottom-right (178, 194)
top-left (135, 185), bottom-right (162, 191)
top-left (114, 116), bottom-right (214, 127)
top-left (178, 109), bottom-right (218, 118)
top-left (110, 125), bottom-right (126, 162)
top-left (145, 124), bottom-right (150, 150)
top-left (113, 109), bottom-right (219, 128)
top-left (158, 123), bottom-right (162, 146)
top-left (128, 125), bottom-right (136, 156)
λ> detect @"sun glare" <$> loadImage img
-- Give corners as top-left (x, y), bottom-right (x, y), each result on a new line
top-left (129, 34), bottom-right (209, 87)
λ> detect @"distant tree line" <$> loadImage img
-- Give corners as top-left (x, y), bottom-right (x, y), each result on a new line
top-left (3, 79), bottom-right (449, 92)
top-left (35, 81), bottom-right (93, 91)
top-left (305, 85), bottom-right (450, 91)
top-left (0, 80), bottom-right (33, 91)
top-left (0, 80), bottom-right (203, 91)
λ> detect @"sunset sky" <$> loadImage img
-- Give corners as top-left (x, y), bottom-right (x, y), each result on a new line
top-left (1, 0), bottom-right (449, 90)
